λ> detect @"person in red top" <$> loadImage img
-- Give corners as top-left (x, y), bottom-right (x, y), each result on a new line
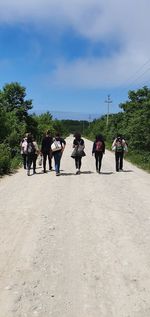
top-left (92, 134), bottom-right (105, 173)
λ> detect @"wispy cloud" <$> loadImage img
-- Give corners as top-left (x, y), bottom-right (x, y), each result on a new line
top-left (44, 48), bottom-right (150, 89)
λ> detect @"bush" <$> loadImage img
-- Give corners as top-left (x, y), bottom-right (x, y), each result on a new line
top-left (10, 155), bottom-right (22, 171)
top-left (126, 151), bottom-right (150, 172)
top-left (0, 144), bottom-right (11, 175)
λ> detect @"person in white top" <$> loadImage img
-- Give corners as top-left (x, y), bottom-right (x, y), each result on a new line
top-left (20, 133), bottom-right (28, 169)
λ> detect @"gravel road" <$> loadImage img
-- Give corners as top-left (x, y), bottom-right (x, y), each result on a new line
top-left (0, 136), bottom-right (150, 317)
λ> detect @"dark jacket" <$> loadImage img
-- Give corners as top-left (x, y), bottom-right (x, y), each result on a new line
top-left (41, 136), bottom-right (53, 154)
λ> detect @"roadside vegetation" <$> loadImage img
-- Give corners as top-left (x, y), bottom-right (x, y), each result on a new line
top-left (85, 86), bottom-right (150, 172)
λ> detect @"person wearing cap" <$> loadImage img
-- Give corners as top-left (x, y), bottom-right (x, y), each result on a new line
top-left (112, 135), bottom-right (127, 172)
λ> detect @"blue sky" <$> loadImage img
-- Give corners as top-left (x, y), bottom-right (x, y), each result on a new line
top-left (0, 0), bottom-right (150, 120)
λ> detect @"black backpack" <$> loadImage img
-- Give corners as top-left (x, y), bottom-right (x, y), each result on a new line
top-left (27, 142), bottom-right (35, 154)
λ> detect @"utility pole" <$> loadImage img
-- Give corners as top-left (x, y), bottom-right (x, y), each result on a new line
top-left (105, 94), bottom-right (112, 127)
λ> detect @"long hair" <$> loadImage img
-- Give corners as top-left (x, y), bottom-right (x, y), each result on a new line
top-left (95, 134), bottom-right (103, 142)
top-left (27, 134), bottom-right (33, 143)
top-left (74, 132), bottom-right (81, 140)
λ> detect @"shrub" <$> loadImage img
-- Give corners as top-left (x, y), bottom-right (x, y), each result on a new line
top-left (0, 144), bottom-right (11, 175)
top-left (10, 155), bottom-right (22, 171)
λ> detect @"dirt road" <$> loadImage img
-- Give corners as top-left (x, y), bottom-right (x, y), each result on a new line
top-left (0, 136), bottom-right (150, 317)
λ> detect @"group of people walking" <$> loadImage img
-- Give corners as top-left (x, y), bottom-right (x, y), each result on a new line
top-left (71, 133), bottom-right (127, 174)
top-left (41, 131), bottom-right (66, 175)
top-left (20, 131), bottom-right (128, 176)
top-left (20, 130), bottom-right (66, 176)
top-left (20, 134), bottom-right (39, 176)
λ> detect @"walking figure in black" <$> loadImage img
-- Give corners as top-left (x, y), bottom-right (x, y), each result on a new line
top-left (92, 135), bottom-right (105, 173)
top-left (41, 130), bottom-right (53, 173)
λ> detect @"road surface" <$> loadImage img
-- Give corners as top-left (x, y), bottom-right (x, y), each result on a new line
top-left (0, 136), bottom-right (150, 317)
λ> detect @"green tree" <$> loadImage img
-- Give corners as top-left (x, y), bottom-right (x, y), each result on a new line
top-left (0, 82), bottom-right (32, 122)
top-left (34, 112), bottom-right (55, 141)
top-left (120, 86), bottom-right (150, 151)
top-left (0, 82), bottom-right (34, 174)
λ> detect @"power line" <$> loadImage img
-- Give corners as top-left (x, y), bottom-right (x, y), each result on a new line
top-left (123, 58), bottom-right (150, 86)
top-left (117, 58), bottom-right (150, 97)
top-left (124, 67), bottom-right (150, 88)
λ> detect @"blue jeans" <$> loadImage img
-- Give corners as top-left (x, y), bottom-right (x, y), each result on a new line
top-left (53, 151), bottom-right (62, 173)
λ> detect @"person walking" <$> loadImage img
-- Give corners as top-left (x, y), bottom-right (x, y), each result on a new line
top-left (72, 133), bottom-right (85, 175)
top-left (51, 132), bottom-right (66, 176)
top-left (112, 135), bottom-right (127, 172)
top-left (92, 135), bottom-right (105, 173)
top-left (32, 137), bottom-right (40, 174)
top-left (20, 133), bottom-right (28, 169)
top-left (26, 134), bottom-right (36, 176)
top-left (41, 130), bottom-right (53, 173)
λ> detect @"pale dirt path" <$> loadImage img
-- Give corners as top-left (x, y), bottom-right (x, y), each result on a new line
top-left (0, 136), bottom-right (150, 317)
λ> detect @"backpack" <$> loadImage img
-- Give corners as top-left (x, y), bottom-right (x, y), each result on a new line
top-left (95, 140), bottom-right (103, 152)
top-left (116, 140), bottom-right (124, 152)
top-left (27, 142), bottom-right (35, 154)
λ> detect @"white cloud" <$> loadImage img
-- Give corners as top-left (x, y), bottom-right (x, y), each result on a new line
top-left (1, 0), bottom-right (150, 89)
top-left (0, 0), bottom-right (149, 43)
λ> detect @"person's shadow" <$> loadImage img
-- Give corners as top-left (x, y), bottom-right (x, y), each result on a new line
top-left (60, 171), bottom-right (94, 176)
top-left (121, 169), bottom-right (133, 173)
top-left (100, 172), bottom-right (114, 175)
top-left (80, 171), bottom-right (94, 175)
top-left (60, 172), bottom-right (76, 176)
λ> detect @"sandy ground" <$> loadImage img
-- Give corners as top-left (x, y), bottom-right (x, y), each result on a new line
top-left (0, 136), bottom-right (150, 317)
